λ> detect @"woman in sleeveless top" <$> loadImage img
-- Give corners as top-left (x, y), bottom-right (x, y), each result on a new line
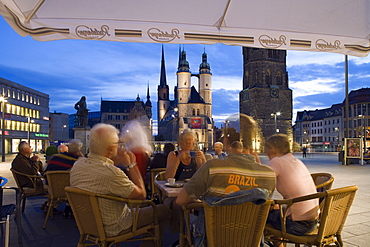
top-left (166, 129), bottom-right (206, 180)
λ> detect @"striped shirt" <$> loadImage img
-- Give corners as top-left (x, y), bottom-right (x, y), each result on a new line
top-left (70, 153), bottom-right (135, 237)
top-left (45, 152), bottom-right (80, 172)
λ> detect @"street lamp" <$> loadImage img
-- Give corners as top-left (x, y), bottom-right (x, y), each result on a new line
top-left (27, 115), bottom-right (34, 146)
top-left (62, 124), bottom-right (67, 140)
top-left (334, 127), bottom-right (340, 151)
top-left (0, 95), bottom-right (7, 162)
top-left (271, 112), bottom-right (281, 133)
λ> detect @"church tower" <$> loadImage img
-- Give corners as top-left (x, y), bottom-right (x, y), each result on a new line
top-left (176, 48), bottom-right (191, 129)
top-left (157, 46), bottom-right (170, 123)
top-left (145, 83), bottom-right (152, 119)
top-left (239, 47), bottom-right (292, 151)
top-left (199, 50), bottom-right (212, 118)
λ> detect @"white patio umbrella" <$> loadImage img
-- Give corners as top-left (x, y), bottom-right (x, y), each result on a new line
top-left (0, 0), bottom-right (369, 57)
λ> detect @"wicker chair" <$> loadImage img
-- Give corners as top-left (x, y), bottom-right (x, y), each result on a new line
top-left (43, 171), bottom-right (70, 229)
top-left (10, 168), bottom-right (48, 212)
top-left (264, 185), bottom-right (358, 247)
top-left (65, 187), bottom-right (160, 247)
top-left (149, 168), bottom-right (166, 199)
top-left (154, 171), bottom-right (167, 203)
top-left (0, 176), bottom-right (22, 246)
top-left (311, 172), bottom-right (334, 192)
top-left (180, 199), bottom-right (273, 247)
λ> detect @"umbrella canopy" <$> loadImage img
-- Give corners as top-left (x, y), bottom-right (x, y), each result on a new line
top-left (0, 0), bottom-right (369, 57)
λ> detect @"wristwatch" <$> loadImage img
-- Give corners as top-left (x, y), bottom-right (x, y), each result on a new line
top-left (122, 162), bottom-right (137, 171)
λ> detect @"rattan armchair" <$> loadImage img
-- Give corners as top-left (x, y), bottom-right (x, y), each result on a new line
top-left (0, 176), bottom-right (22, 246)
top-left (43, 171), bottom-right (70, 229)
top-left (180, 199), bottom-right (273, 247)
top-left (65, 187), bottom-right (161, 247)
top-left (10, 168), bottom-right (48, 212)
top-left (149, 168), bottom-right (166, 200)
top-left (264, 185), bottom-right (358, 247)
top-left (311, 172), bottom-right (334, 192)
top-left (153, 171), bottom-right (167, 203)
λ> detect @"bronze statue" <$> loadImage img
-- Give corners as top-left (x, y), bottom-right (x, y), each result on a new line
top-left (74, 96), bottom-right (89, 127)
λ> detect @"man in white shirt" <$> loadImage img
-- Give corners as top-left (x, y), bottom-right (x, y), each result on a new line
top-left (70, 123), bottom-right (169, 246)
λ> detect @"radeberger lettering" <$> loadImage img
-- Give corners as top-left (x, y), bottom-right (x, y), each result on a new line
top-left (259, 35), bottom-right (286, 48)
top-left (228, 175), bottom-right (258, 186)
top-left (316, 39), bottom-right (340, 50)
top-left (147, 28), bottom-right (180, 42)
top-left (75, 25), bottom-right (110, 39)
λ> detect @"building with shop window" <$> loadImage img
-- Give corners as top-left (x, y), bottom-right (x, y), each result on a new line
top-left (294, 88), bottom-right (370, 152)
top-left (157, 47), bottom-right (214, 149)
top-left (0, 77), bottom-right (50, 154)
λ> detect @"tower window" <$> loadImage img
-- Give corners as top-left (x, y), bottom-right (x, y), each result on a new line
top-left (277, 71), bottom-right (282, 85)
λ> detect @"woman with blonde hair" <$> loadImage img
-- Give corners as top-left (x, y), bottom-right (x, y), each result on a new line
top-left (166, 129), bottom-right (206, 180)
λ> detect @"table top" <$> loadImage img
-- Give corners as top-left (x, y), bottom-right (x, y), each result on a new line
top-left (154, 180), bottom-right (185, 198)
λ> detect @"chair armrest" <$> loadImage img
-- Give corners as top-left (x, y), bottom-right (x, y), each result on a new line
top-left (272, 191), bottom-right (325, 234)
top-left (96, 193), bottom-right (159, 231)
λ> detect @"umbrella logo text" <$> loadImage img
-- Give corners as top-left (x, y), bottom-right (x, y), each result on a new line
top-left (259, 35), bottom-right (286, 48)
top-left (75, 25), bottom-right (110, 39)
top-left (316, 39), bottom-right (340, 51)
top-left (147, 28), bottom-right (180, 42)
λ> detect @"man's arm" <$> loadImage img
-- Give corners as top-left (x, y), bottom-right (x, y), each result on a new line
top-left (111, 150), bottom-right (146, 200)
top-left (176, 188), bottom-right (194, 206)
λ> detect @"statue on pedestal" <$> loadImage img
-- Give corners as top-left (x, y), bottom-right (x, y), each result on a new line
top-left (74, 96), bottom-right (89, 127)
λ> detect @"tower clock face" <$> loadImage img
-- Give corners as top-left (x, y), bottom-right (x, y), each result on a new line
top-left (270, 88), bottom-right (279, 98)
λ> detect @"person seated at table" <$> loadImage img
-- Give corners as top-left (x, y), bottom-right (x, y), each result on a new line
top-left (166, 129), bottom-right (206, 180)
top-left (264, 134), bottom-right (319, 247)
top-left (176, 140), bottom-right (276, 205)
top-left (150, 143), bottom-right (175, 169)
top-left (70, 123), bottom-right (170, 246)
top-left (11, 141), bottom-right (44, 189)
top-left (211, 142), bottom-right (227, 159)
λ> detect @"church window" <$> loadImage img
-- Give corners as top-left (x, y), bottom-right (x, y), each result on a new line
top-left (268, 49), bottom-right (278, 59)
top-left (184, 82), bottom-right (187, 85)
top-left (266, 69), bottom-right (271, 85)
top-left (277, 71), bottom-right (282, 85)
top-left (197, 109), bottom-right (200, 115)
top-left (192, 109), bottom-right (196, 115)
top-left (206, 84), bottom-right (208, 87)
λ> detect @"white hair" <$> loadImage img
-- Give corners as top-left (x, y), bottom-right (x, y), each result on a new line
top-left (89, 123), bottom-right (119, 156)
top-left (68, 139), bottom-right (83, 154)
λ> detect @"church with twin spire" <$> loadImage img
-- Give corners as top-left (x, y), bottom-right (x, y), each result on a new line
top-left (157, 46), bottom-right (214, 149)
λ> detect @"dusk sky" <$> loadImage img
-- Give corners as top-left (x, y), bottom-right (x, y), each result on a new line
top-left (1, 16), bottom-right (370, 130)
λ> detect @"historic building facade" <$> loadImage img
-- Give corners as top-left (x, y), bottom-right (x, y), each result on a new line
top-left (239, 48), bottom-right (293, 151)
top-left (157, 47), bottom-right (214, 149)
top-left (100, 90), bottom-right (153, 139)
top-left (294, 88), bottom-right (370, 152)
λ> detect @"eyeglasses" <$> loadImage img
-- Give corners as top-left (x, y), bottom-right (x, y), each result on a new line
top-left (113, 141), bottom-right (125, 148)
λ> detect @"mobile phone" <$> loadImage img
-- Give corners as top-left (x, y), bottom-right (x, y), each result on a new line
top-left (190, 151), bottom-right (196, 157)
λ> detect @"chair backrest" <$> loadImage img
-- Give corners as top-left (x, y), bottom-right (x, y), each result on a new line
top-left (203, 199), bottom-right (273, 247)
top-left (10, 168), bottom-right (43, 193)
top-left (44, 171), bottom-right (70, 200)
top-left (311, 173), bottom-right (334, 192)
top-left (149, 168), bottom-right (166, 198)
top-left (65, 187), bottom-right (107, 241)
top-left (316, 185), bottom-right (358, 242)
top-left (154, 171), bottom-right (166, 181)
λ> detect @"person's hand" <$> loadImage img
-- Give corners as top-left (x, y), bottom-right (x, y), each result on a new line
top-left (111, 148), bottom-right (136, 169)
top-left (31, 155), bottom-right (40, 161)
top-left (178, 150), bottom-right (191, 160)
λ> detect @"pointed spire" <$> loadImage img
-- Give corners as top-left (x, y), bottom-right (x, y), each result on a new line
top-left (136, 94), bottom-right (140, 101)
top-left (146, 82), bottom-right (152, 106)
top-left (199, 48), bottom-right (211, 73)
top-left (159, 45), bottom-right (167, 87)
top-left (177, 45), bottom-right (190, 72)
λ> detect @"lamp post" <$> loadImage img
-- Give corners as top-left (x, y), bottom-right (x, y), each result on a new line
top-left (0, 95), bottom-right (6, 162)
top-left (334, 127), bottom-right (340, 151)
top-left (61, 124), bottom-right (67, 140)
top-left (271, 112), bottom-right (281, 133)
top-left (359, 115), bottom-right (366, 153)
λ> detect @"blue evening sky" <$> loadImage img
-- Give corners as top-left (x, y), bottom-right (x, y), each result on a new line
top-left (1, 17), bottom-right (370, 129)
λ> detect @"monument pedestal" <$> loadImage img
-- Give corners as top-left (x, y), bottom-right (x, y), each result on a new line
top-left (73, 127), bottom-right (90, 155)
